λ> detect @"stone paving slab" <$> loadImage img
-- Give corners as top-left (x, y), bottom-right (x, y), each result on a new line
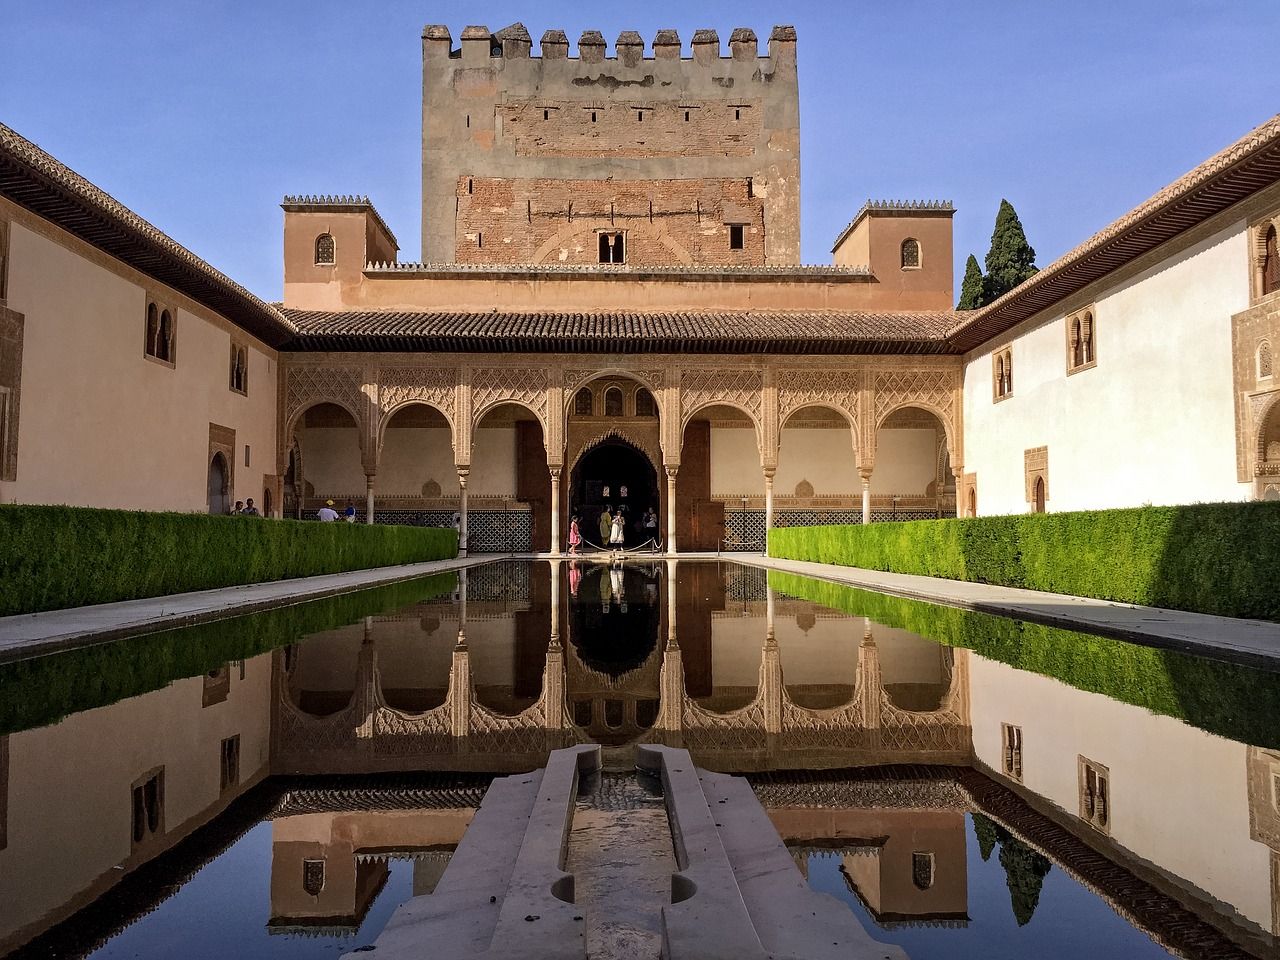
top-left (0, 555), bottom-right (502, 665)
top-left (726, 554), bottom-right (1280, 673)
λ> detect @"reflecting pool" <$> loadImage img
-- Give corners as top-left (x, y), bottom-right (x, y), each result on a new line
top-left (1, 560), bottom-right (1277, 958)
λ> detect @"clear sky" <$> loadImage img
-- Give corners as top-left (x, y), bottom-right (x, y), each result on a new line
top-left (4, 1), bottom-right (1279, 302)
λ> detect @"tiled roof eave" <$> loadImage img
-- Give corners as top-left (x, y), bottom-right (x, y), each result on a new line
top-left (0, 123), bottom-right (296, 348)
top-left (948, 112), bottom-right (1280, 353)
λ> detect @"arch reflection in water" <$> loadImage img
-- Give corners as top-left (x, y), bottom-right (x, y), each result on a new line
top-left (273, 560), bottom-right (970, 772)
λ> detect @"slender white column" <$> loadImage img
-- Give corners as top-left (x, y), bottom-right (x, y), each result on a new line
top-left (458, 467), bottom-right (470, 555)
top-left (763, 468), bottom-right (775, 554)
top-left (861, 470), bottom-right (872, 525)
top-left (365, 474), bottom-right (375, 525)
top-left (549, 468), bottom-right (562, 556)
top-left (665, 465), bottom-right (678, 554)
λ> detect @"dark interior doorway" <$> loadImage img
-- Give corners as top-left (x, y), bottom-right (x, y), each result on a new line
top-left (569, 438), bottom-right (659, 548)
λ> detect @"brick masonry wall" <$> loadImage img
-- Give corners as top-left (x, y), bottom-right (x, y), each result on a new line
top-left (455, 176), bottom-right (766, 266)
top-left (497, 99), bottom-right (763, 159)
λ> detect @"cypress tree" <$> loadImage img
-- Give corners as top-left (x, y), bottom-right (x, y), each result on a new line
top-left (982, 199), bottom-right (1038, 303)
top-left (972, 813), bottom-right (998, 861)
top-left (957, 254), bottom-right (985, 310)
top-left (998, 834), bottom-right (1052, 926)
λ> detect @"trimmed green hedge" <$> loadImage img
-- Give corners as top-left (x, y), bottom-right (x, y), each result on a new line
top-left (768, 502), bottom-right (1280, 621)
top-left (0, 505), bottom-right (457, 617)
top-left (0, 572), bottom-right (456, 735)
top-left (768, 569), bottom-right (1280, 750)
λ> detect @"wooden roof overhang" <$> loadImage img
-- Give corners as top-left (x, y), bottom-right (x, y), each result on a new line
top-left (0, 123), bottom-right (295, 348)
top-left (948, 113), bottom-right (1280, 353)
top-left (281, 309), bottom-right (961, 355)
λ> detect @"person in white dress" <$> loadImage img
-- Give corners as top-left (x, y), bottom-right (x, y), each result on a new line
top-left (609, 511), bottom-right (625, 547)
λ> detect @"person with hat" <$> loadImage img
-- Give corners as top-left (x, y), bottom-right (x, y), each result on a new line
top-left (317, 500), bottom-right (339, 522)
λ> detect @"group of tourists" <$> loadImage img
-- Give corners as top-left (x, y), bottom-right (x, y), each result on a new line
top-left (316, 499), bottom-right (359, 523)
top-left (566, 504), bottom-right (659, 554)
top-left (230, 498), bottom-right (260, 516)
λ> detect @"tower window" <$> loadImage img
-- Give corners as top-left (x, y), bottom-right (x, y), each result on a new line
top-left (734, 108), bottom-right (741, 121)
top-left (220, 735), bottom-right (240, 792)
top-left (467, 178), bottom-right (473, 195)
top-left (145, 304), bottom-right (176, 364)
top-left (543, 108), bottom-right (549, 120)
top-left (729, 224), bottom-right (745, 250)
top-left (635, 388), bottom-right (657, 417)
top-left (684, 110), bottom-right (690, 122)
top-left (1260, 340), bottom-right (1274, 380)
top-left (901, 238), bottom-right (921, 269)
top-left (314, 233), bottom-right (335, 265)
top-left (993, 348), bottom-right (1013, 400)
top-left (574, 387), bottom-right (593, 415)
top-left (911, 853), bottom-right (935, 891)
top-left (229, 343), bottom-right (248, 395)
top-left (303, 859), bottom-right (326, 897)
top-left (591, 111), bottom-right (597, 123)
top-left (637, 110), bottom-right (643, 122)
top-left (598, 232), bottom-right (625, 264)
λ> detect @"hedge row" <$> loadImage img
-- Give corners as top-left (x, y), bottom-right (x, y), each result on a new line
top-left (0, 505), bottom-right (458, 617)
top-left (767, 570), bottom-right (1280, 750)
top-left (0, 572), bottom-right (457, 735)
top-left (767, 502), bottom-right (1280, 621)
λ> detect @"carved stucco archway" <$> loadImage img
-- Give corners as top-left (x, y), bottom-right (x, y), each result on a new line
top-left (681, 399), bottom-right (765, 466)
top-left (779, 402), bottom-right (861, 465)
top-left (874, 400), bottom-right (961, 476)
top-left (376, 399), bottom-right (457, 461)
top-left (566, 424), bottom-right (664, 479)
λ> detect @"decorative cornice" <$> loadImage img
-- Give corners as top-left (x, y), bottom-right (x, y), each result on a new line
top-left (281, 194), bottom-right (399, 250)
top-left (363, 261), bottom-right (873, 279)
top-left (832, 200), bottom-right (955, 252)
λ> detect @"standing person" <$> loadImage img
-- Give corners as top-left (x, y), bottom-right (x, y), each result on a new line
top-left (317, 500), bottom-right (339, 522)
top-left (598, 505), bottom-right (612, 547)
top-left (344, 500), bottom-right (357, 523)
top-left (232, 500), bottom-right (244, 516)
top-left (241, 498), bottom-right (260, 516)
top-left (643, 506), bottom-right (658, 541)
top-left (610, 510), bottom-right (625, 548)
top-left (568, 514), bottom-right (582, 555)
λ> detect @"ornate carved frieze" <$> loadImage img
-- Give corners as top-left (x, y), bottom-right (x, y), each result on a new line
top-left (284, 365), bottom-right (367, 432)
top-left (680, 367), bottom-right (763, 426)
top-left (470, 366), bottom-right (549, 428)
top-left (776, 368), bottom-right (860, 427)
top-left (378, 366), bottom-right (457, 425)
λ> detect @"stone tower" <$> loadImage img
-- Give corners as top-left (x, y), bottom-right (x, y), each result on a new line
top-left (420, 24), bottom-right (801, 266)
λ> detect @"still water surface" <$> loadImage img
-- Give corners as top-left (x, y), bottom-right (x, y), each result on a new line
top-left (1, 560), bottom-right (1277, 959)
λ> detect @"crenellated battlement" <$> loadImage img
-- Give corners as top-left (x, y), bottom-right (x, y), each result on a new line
top-left (421, 22), bottom-right (796, 65)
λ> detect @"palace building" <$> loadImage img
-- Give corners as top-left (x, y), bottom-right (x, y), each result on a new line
top-left (1, 24), bottom-right (1279, 552)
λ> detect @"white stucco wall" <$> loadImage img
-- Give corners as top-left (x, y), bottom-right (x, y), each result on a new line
top-left (3, 217), bottom-right (278, 511)
top-left (962, 223), bottom-right (1252, 514)
top-left (969, 654), bottom-right (1273, 931)
top-left (379, 427), bottom-right (457, 496)
top-left (469, 425), bottom-right (517, 496)
top-left (711, 426), bottom-right (939, 497)
top-left (0, 653), bottom-right (273, 948)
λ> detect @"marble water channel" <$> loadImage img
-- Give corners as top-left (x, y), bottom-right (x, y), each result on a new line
top-left (1, 560), bottom-right (1278, 959)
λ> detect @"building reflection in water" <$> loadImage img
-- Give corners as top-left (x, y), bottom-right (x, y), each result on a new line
top-left (2, 560), bottom-right (1279, 958)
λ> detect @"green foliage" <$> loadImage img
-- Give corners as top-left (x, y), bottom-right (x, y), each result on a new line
top-left (972, 813), bottom-right (999, 862)
top-left (982, 199), bottom-right (1038, 303)
top-left (0, 573), bottom-right (456, 735)
top-left (766, 569), bottom-right (1280, 750)
top-left (996, 825), bottom-right (1052, 925)
top-left (957, 254), bottom-right (986, 310)
top-left (0, 505), bottom-right (458, 616)
top-left (767, 502), bottom-right (1280, 621)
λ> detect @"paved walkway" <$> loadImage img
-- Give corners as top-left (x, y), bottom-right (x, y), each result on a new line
top-left (723, 554), bottom-right (1280, 672)
top-left (0, 555), bottom-right (501, 665)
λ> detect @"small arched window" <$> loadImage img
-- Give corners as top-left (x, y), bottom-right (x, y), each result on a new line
top-left (994, 350), bottom-right (1012, 400)
top-left (1081, 311), bottom-right (1094, 363)
top-left (573, 387), bottom-right (593, 416)
top-left (1070, 318), bottom-right (1083, 369)
top-left (635, 388), bottom-right (657, 417)
top-left (1259, 340), bottom-right (1273, 380)
top-left (303, 859), bottom-right (326, 897)
top-left (901, 238), bottom-right (921, 269)
top-left (158, 310), bottom-right (174, 362)
top-left (1033, 476), bottom-right (1046, 514)
top-left (315, 233), bottom-right (336, 265)
top-left (1264, 225), bottom-right (1279, 296)
top-left (145, 302), bottom-right (160, 357)
top-left (604, 387), bottom-right (624, 417)
top-left (967, 487), bottom-right (976, 518)
top-left (230, 345), bottom-right (248, 393)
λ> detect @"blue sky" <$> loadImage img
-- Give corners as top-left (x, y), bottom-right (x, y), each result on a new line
top-left (4, 1), bottom-right (1278, 301)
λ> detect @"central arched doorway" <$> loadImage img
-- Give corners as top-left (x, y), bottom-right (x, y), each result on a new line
top-left (569, 438), bottom-right (660, 548)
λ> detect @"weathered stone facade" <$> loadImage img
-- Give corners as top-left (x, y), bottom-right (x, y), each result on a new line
top-left (422, 24), bottom-right (800, 265)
